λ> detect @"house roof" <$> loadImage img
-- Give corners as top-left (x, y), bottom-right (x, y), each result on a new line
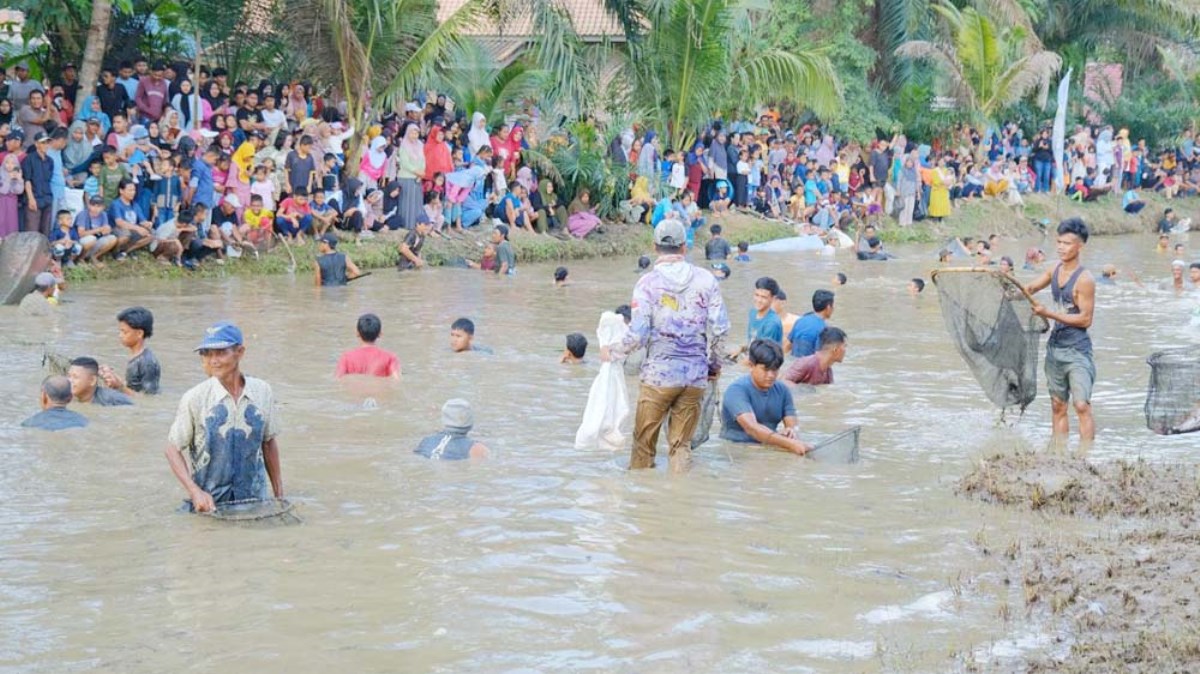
top-left (438, 0), bottom-right (627, 40)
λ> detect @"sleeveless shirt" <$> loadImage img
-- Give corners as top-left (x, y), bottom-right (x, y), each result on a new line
top-left (318, 252), bottom-right (348, 286)
top-left (1048, 263), bottom-right (1092, 354)
top-left (414, 432), bottom-right (475, 460)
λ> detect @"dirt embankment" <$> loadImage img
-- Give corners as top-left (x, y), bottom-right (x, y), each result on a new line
top-left (959, 451), bottom-right (1200, 672)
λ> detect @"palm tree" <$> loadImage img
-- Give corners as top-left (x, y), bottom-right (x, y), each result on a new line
top-left (1036, 0), bottom-right (1200, 71)
top-left (626, 0), bottom-right (843, 151)
top-left (437, 40), bottom-right (548, 124)
top-left (286, 0), bottom-right (485, 174)
top-left (75, 0), bottom-right (115, 111)
top-left (895, 1), bottom-right (1061, 129)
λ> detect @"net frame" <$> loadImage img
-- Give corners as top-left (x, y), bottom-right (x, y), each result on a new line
top-left (1145, 346), bottom-right (1200, 435)
top-left (806, 426), bottom-right (861, 464)
top-left (201, 498), bottom-right (299, 523)
top-left (931, 267), bottom-right (1049, 412)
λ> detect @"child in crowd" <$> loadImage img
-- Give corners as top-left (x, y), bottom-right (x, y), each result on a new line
top-left (243, 194), bottom-right (275, 247)
top-left (250, 164), bottom-right (277, 211)
top-left (50, 210), bottom-right (84, 266)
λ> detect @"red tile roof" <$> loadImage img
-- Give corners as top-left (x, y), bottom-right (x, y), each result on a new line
top-left (439, 0), bottom-right (627, 39)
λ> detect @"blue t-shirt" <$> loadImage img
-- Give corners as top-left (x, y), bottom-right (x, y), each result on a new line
top-left (108, 199), bottom-right (145, 228)
top-left (191, 159), bottom-right (214, 208)
top-left (73, 210), bottom-right (110, 237)
top-left (747, 308), bottom-right (783, 344)
top-left (719, 374), bottom-right (797, 443)
top-left (788, 311), bottom-right (826, 357)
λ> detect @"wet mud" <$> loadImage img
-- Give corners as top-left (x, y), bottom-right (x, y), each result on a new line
top-left (959, 451), bottom-right (1200, 672)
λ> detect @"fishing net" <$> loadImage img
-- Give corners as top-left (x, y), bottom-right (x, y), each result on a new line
top-left (931, 269), bottom-right (1049, 412)
top-left (1145, 347), bottom-right (1200, 435)
top-left (805, 426), bottom-right (861, 464)
top-left (201, 498), bottom-right (302, 526)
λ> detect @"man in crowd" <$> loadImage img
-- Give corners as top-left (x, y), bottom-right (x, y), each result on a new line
top-left (7, 62), bottom-right (44, 111)
top-left (17, 90), bottom-right (54, 139)
top-left (134, 62), bottom-right (169, 123)
top-left (787, 289), bottom-right (835, 357)
top-left (108, 179), bottom-right (154, 257)
top-left (165, 322), bottom-right (283, 513)
top-left (414, 399), bottom-right (490, 460)
top-left (335, 313), bottom-right (401, 379)
top-left (68, 357), bottom-right (134, 406)
top-left (22, 376), bottom-right (89, 431)
top-left (603, 219), bottom-right (730, 472)
top-left (720, 339), bottom-right (811, 455)
top-left (21, 132), bottom-right (55, 236)
top-left (783, 327), bottom-right (846, 386)
top-left (97, 67), bottom-right (131, 119)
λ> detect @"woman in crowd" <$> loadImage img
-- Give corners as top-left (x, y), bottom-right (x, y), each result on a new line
top-left (394, 121), bottom-right (426, 229)
top-left (0, 154), bottom-right (22, 238)
top-left (567, 188), bottom-right (601, 238)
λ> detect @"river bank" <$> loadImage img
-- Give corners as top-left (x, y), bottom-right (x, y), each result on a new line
top-left (959, 451), bottom-right (1200, 672)
top-left (58, 190), bottom-right (1186, 284)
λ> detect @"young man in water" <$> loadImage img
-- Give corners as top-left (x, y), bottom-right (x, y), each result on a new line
top-left (783, 327), bottom-right (846, 386)
top-left (335, 313), bottom-right (401, 379)
top-left (772, 290), bottom-right (800, 348)
top-left (1025, 218), bottom-right (1096, 445)
top-left (720, 339), bottom-right (811, 455)
top-left (314, 233), bottom-right (361, 286)
top-left (21, 375), bottom-right (88, 431)
top-left (449, 318), bottom-right (491, 353)
top-left (602, 219), bottom-right (730, 472)
top-left (746, 277), bottom-right (784, 344)
top-left (101, 306), bottom-right (161, 395)
top-left (414, 399), bottom-right (489, 460)
top-left (165, 322), bottom-right (283, 513)
top-left (561, 333), bottom-right (587, 364)
top-left (68, 357), bottom-right (134, 406)
top-left (787, 289), bottom-right (835, 358)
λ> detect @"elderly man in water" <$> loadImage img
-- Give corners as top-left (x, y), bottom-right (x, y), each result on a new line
top-left (165, 322), bottom-right (283, 513)
top-left (22, 375), bottom-right (88, 431)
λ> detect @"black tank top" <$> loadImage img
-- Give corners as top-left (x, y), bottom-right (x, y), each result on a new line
top-left (1049, 263), bottom-right (1092, 354)
top-left (318, 252), bottom-right (347, 286)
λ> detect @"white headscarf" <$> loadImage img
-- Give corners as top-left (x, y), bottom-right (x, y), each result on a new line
top-left (367, 136), bottom-right (388, 169)
top-left (468, 112), bottom-right (489, 154)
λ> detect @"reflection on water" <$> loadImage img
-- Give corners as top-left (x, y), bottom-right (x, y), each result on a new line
top-left (0, 232), bottom-right (1194, 671)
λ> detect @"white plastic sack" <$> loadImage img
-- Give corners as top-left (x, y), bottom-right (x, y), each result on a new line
top-left (574, 312), bottom-right (630, 450)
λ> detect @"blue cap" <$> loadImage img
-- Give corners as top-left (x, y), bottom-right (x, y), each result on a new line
top-left (195, 321), bottom-right (243, 351)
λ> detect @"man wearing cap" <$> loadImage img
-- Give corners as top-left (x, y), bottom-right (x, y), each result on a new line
top-left (1, 129), bottom-right (26, 165)
top-left (165, 322), bottom-right (284, 513)
top-left (22, 375), bottom-right (89, 431)
top-left (314, 233), bottom-right (362, 286)
top-left (8, 62), bottom-right (44, 111)
top-left (21, 132), bottom-right (55, 236)
top-left (73, 195), bottom-right (121, 262)
top-left (134, 62), bottom-right (169, 123)
top-left (601, 219), bottom-right (730, 472)
top-left (414, 399), bottom-right (490, 460)
top-left (18, 272), bottom-right (60, 316)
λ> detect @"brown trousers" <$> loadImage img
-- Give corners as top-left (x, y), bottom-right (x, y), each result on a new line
top-left (631, 384), bottom-right (705, 471)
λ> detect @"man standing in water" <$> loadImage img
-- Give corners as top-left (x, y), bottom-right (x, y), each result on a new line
top-left (1025, 218), bottom-right (1096, 444)
top-left (165, 322), bottom-right (283, 513)
top-left (602, 220), bottom-right (729, 472)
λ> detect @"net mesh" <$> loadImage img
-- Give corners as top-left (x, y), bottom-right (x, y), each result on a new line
top-left (805, 426), bottom-right (861, 464)
top-left (201, 498), bottom-right (301, 525)
top-left (1145, 347), bottom-right (1200, 435)
top-left (932, 269), bottom-right (1049, 412)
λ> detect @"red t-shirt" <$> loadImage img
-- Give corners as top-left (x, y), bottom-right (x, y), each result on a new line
top-left (335, 345), bottom-right (400, 378)
top-left (783, 354), bottom-right (833, 385)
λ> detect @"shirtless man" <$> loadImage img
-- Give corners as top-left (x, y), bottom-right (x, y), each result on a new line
top-left (1025, 218), bottom-right (1096, 445)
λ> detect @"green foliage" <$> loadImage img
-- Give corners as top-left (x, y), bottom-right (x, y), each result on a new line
top-left (527, 120), bottom-right (629, 219)
top-left (1093, 77), bottom-right (1198, 149)
top-left (438, 41), bottom-right (548, 123)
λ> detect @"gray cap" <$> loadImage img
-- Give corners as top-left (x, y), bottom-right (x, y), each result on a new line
top-left (653, 219), bottom-right (687, 248)
top-left (441, 398), bottom-right (474, 433)
top-left (34, 272), bottom-right (57, 289)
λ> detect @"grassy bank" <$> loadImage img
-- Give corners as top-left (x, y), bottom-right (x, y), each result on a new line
top-left (877, 191), bottom-right (1187, 245)
top-left (61, 215), bottom-right (794, 284)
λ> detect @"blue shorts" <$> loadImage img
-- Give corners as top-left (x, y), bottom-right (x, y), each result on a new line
top-left (1045, 345), bottom-right (1095, 404)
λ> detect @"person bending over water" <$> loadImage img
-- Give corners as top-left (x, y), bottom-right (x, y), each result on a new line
top-left (414, 399), bottom-right (489, 460)
top-left (165, 322), bottom-right (284, 513)
top-left (335, 313), bottom-right (401, 379)
top-left (720, 339), bottom-right (812, 456)
top-left (1025, 218), bottom-right (1096, 445)
top-left (22, 375), bottom-right (88, 431)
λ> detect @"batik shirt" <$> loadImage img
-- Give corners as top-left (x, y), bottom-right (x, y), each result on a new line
top-left (168, 376), bottom-right (280, 506)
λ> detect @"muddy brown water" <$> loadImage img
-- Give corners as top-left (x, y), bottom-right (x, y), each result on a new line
top-left (1, 231), bottom-right (1196, 672)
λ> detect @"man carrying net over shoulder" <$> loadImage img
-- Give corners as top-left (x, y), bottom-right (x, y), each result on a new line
top-left (1024, 218), bottom-right (1096, 445)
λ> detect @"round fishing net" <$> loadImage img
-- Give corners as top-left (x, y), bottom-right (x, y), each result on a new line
top-left (201, 498), bottom-right (302, 525)
top-left (1145, 347), bottom-right (1200, 435)
top-left (805, 426), bottom-right (861, 464)
top-left (931, 269), bottom-right (1049, 412)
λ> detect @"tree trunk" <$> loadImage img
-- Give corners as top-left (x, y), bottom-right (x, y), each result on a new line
top-left (75, 0), bottom-right (114, 112)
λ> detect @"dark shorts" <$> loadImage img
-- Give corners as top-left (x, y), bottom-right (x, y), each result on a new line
top-left (118, 228), bottom-right (148, 244)
top-left (1045, 345), bottom-right (1095, 403)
